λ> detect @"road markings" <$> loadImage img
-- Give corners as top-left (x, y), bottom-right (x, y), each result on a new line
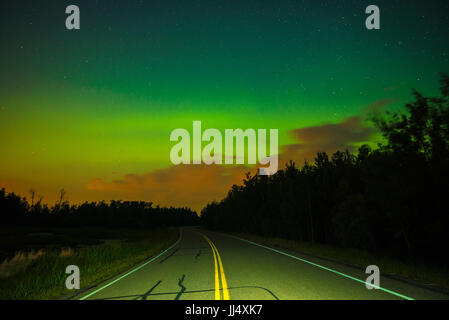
top-left (78, 230), bottom-right (182, 300)
top-left (200, 233), bottom-right (230, 300)
top-left (225, 234), bottom-right (414, 300)
top-left (204, 234), bottom-right (220, 300)
top-left (210, 239), bottom-right (230, 300)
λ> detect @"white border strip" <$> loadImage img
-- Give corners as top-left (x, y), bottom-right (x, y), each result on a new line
top-left (224, 233), bottom-right (414, 300)
top-left (79, 229), bottom-right (182, 300)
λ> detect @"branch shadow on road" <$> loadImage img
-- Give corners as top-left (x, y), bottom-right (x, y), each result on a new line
top-left (94, 275), bottom-right (279, 300)
top-left (158, 246), bottom-right (210, 264)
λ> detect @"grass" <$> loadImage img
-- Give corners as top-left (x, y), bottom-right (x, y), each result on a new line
top-left (226, 231), bottom-right (449, 292)
top-left (0, 227), bottom-right (179, 300)
top-left (0, 249), bottom-right (46, 278)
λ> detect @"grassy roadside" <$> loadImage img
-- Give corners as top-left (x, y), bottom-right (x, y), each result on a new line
top-left (0, 227), bottom-right (179, 300)
top-left (223, 231), bottom-right (449, 292)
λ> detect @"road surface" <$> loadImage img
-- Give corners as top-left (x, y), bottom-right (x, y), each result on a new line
top-left (76, 227), bottom-right (449, 300)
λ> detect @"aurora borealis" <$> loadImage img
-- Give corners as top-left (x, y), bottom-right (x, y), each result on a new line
top-left (1, 0), bottom-right (449, 211)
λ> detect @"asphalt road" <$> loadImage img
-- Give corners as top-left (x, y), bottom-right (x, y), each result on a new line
top-left (77, 227), bottom-right (449, 300)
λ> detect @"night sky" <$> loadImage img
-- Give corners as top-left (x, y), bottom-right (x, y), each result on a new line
top-left (1, 0), bottom-right (449, 211)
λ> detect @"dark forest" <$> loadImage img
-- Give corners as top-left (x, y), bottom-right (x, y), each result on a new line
top-left (201, 74), bottom-right (449, 267)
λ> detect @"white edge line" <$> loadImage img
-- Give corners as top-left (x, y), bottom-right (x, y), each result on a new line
top-left (79, 229), bottom-right (182, 300)
top-left (220, 232), bottom-right (414, 300)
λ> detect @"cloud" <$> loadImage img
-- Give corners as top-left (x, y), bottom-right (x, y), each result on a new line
top-left (364, 98), bottom-right (396, 113)
top-left (86, 115), bottom-right (374, 211)
top-left (87, 99), bottom-right (394, 211)
top-left (278, 99), bottom-right (396, 165)
top-left (87, 164), bottom-right (251, 212)
top-left (279, 115), bottom-right (376, 166)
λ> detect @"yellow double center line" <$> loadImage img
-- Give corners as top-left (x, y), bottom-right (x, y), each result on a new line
top-left (200, 233), bottom-right (230, 300)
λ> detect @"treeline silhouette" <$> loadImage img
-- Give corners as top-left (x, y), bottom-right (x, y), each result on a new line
top-left (201, 74), bottom-right (449, 266)
top-left (0, 189), bottom-right (199, 228)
